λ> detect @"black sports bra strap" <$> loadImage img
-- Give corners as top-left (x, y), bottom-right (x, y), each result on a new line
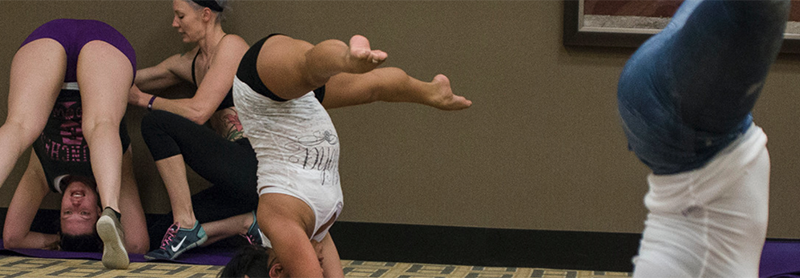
top-left (191, 49), bottom-right (201, 87)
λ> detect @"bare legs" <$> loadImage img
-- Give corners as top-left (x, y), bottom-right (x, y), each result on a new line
top-left (0, 38), bottom-right (132, 268)
top-left (77, 40), bottom-right (131, 213)
top-left (77, 40), bottom-right (132, 269)
top-left (316, 35), bottom-right (470, 110)
top-left (0, 39), bottom-right (64, 189)
top-left (257, 34), bottom-right (472, 109)
top-left (323, 69), bottom-right (470, 110)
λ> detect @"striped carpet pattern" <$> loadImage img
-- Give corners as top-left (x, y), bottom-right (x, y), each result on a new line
top-left (0, 255), bottom-right (630, 278)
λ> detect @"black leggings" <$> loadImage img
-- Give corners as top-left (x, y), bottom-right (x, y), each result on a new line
top-left (141, 110), bottom-right (259, 249)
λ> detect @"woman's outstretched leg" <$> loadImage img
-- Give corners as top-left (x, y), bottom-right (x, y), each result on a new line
top-left (0, 39), bottom-right (65, 188)
top-left (76, 40), bottom-right (132, 269)
top-left (256, 35), bottom-right (387, 101)
top-left (307, 35), bottom-right (469, 110)
top-left (258, 34), bottom-right (469, 111)
top-left (323, 69), bottom-right (470, 110)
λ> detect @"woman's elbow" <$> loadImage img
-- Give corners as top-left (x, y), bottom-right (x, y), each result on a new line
top-left (3, 236), bottom-right (22, 249)
top-left (184, 105), bottom-right (213, 125)
top-left (187, 112), bottom-right (211, 125)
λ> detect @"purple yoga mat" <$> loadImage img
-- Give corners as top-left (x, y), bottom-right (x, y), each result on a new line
top-left (0, 240), bottom-right (233, 266)
top-left (2, 238), bottom-right (797, 274)
top-left (760, 240), bottom-right (800, 278)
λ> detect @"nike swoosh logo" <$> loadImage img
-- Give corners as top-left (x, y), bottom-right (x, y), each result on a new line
top-left (171, 236), bottom-right (187, 252)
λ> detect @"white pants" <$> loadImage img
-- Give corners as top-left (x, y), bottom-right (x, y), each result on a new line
top-left (633, 124), bottom-right (770, 278)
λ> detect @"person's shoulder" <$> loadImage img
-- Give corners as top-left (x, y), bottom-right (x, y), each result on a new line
top-left (220, 34), bottom-right (249, 49)
top-left (217, 34), bottom-right (250, 58)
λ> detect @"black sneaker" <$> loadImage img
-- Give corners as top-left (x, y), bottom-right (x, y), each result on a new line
top-left (242, 211), bottom-right (263, 246)
top-left (96, 207), bottom-right (129, 269)
top-left (145, 221), bottom-right (208, 261)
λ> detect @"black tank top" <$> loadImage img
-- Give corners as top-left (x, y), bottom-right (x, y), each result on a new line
top-left (236, 34), bottom-right (325, 102)
top-left (192, 49), bottom-right (236, 111)
top-left (32, 88), bottom-right (131, 193)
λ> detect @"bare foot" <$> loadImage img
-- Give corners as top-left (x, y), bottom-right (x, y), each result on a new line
top-left (348, 35), bottom-right (388, 73)
top-left (429, 74), bottom-right (472, 110)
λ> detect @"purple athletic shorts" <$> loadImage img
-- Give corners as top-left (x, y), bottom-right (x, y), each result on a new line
top-left (20, 18), bottom-right (136, 83)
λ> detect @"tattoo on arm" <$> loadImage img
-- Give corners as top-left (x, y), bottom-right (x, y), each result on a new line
top-left (224, 112), bottom-right (245, 141)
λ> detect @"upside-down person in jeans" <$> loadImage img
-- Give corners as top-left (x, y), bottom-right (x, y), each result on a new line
top-left (617, 0), bottom-right (788, 276)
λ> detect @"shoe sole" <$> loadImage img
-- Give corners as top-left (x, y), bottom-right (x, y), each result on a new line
top-left (96, 215), bottom-right (129, 269)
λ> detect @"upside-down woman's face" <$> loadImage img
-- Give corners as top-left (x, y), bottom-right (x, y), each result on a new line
top-left (172, 0), bottom-right (205, 43)
top-left (60, 181), bottom-right (101, 236)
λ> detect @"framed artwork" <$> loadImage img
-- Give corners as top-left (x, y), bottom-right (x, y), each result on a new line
top-left (563, 0), bottom-right (800, 54)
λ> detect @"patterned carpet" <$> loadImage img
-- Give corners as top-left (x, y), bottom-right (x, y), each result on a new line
top-left (0, 255), bottom-right (631, 278)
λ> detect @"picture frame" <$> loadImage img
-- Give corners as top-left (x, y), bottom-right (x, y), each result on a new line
top-left (563, 0), bottom-right (800, 54)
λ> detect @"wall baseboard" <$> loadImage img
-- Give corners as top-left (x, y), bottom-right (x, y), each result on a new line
top-left (330, 221), bottom-right (640, 272)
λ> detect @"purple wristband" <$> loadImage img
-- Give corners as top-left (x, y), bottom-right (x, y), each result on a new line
top-left (147, 95), bottom-right (157, 111)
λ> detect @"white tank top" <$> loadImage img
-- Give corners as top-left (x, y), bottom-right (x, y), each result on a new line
top-left (233, 76), bottom-right (343, 243)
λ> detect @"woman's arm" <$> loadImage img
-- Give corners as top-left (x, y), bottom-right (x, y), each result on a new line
top-left (117, 147), bottom-right (149, 254)
top-left (129, 53), bottom-right (188, 108)
top-left (133, 53), bottom-right (187, 92)
top-left (269, 223), bottom-right (323, 277)
top-left (135, 35), bottom-right (249, 125)
top-left (3, 153), bottom-right (59, 250)
top-left (317, 234), bottom-right (345, 278)
top-left (258, 194), bottom-right (324, 277)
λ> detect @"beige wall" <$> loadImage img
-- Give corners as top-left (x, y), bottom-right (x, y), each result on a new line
top-left (1, 1), bottom-right (800, 238)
